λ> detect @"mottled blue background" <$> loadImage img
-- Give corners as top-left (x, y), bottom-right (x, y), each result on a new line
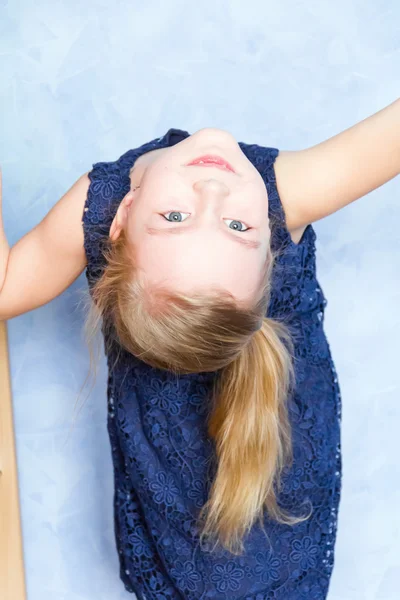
top-left (1, 1), bottom-right (399, 598)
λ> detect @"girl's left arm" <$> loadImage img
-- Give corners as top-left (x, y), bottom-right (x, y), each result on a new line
top-left (275, 98), bottom-right (400, 232)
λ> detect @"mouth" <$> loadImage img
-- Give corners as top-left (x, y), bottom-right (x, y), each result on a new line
top-left (186, 155), bottom-right (236, 173)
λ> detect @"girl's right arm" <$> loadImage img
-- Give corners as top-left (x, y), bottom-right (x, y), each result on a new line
top-left (0, 171), bottom-right (91, 321)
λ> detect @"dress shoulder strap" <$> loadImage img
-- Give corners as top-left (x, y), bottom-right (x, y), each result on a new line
top-left (83, 157), bottom-right (130, 289)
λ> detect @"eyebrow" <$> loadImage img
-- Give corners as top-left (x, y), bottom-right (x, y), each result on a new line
top-left (144, 223), bottom-right (262, 250)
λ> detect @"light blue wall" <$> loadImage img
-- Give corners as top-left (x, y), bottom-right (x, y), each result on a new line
top-left (1, 1), bottom-right (399, 598)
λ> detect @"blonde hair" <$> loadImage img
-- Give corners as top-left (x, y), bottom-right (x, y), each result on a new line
top-left (78, 225), bottom-right (312, 556)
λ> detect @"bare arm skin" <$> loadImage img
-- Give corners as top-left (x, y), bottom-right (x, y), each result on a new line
top-left (0, 173), bottom-right (89, 321)
top-left (275, 98), bottom-right (400, 234)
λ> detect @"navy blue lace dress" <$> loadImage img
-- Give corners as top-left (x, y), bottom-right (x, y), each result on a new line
top-left (82, 128), bottom-right (342, 600)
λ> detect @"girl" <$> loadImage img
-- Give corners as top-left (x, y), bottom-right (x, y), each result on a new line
top-left (1, 99), bottom-right (399, 600)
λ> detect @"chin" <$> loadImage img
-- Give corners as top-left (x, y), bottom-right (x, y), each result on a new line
top-left (195, 126), bottom-right (232, 137)
top-left (193, 127), bottom-right (236, 145)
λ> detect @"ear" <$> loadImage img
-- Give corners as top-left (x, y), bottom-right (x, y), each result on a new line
top-left (109, 191), bottom-right (135, 241)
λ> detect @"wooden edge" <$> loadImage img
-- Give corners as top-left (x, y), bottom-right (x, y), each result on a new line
top-left (0, 320), bottom-right (27, 600)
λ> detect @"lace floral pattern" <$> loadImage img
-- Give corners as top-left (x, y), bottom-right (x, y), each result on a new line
top-left (82, 128), bottom-right (342, 599)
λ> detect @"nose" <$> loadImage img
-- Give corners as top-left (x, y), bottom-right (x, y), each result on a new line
top-left (192, 177), bottom-right (230, 197)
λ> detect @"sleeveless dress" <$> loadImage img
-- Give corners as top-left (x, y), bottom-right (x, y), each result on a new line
top-left (82, 128), bottom-right (343, 600)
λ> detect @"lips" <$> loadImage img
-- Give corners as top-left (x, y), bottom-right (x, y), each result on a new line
top-left (186, 154), bottom-right (235, 173)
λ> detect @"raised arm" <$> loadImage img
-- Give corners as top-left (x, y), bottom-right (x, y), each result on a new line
top-left (275, 97), bottom-right (400, 232)
top-left (0, 171), bottom-right (90, 321)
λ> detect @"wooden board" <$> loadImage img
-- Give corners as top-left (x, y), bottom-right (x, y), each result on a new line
top-left (0, 319), bottom-right (27, 600)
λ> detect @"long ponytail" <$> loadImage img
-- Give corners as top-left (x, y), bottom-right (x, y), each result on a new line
top-left (198, 316), bottom-right (311, 555)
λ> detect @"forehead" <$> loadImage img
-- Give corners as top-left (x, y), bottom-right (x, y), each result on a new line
top-left (134, 232), bottom-right (264, 301)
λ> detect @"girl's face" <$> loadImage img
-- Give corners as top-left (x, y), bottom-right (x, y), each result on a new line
top-left (109, 127), bottom-right (272, 305)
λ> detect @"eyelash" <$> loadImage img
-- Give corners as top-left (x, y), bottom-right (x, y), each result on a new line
top-left (162, 211), bottom-right (251, 232)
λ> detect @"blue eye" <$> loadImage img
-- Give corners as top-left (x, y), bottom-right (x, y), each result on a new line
top-left (163, 211), bottom-right (189, 223)
top-left (225, 218), bottom-right (250, 232)
top-left (162, 211), bottom-right (251, 232)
